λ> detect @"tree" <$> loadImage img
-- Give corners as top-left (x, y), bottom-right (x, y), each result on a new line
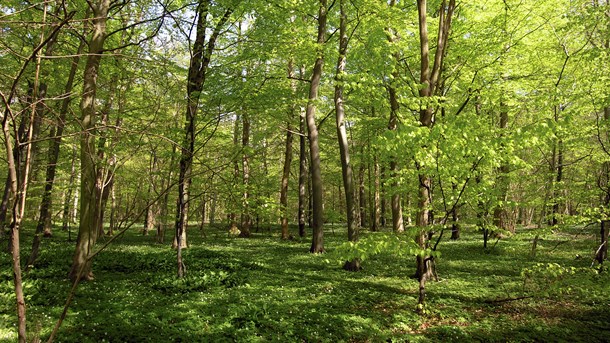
top-left (385, 0), bottom-right (405, 234)
top-left (414, 0), bottom-right (456, 311)
top-left (307, 0), bottom-right (328, 253)
top-left (334, 0), bottom-right (360, 270)
top-left (174, 0), bottom-right (233, 277)
top-left (68, 0), bottom-right (111, 283)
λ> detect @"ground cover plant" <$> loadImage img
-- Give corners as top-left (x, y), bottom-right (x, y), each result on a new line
top-left (1, 223), bottom-right (608, 342)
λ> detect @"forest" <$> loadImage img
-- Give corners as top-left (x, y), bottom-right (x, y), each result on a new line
top-left (0, 0), bottom-right (609, 341)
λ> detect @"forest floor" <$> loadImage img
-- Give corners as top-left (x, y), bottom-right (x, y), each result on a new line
top-left (1, 223), bottom-right (609, 342)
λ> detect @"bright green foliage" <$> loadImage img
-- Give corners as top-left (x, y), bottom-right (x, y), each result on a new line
top-left (1, 0), bottom-right (610, 340)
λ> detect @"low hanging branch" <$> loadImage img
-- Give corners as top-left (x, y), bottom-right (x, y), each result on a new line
top-left (432, 155), bottom-right (485, 252)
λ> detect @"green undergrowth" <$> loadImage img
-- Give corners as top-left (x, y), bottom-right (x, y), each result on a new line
top-left (0, 223), bottom-right (609, 342)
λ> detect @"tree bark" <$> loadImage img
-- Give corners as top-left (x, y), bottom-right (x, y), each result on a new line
top-left (68, 0), bottom-right (110, 283)
top-left (334, 0), bottom-right (356, 243)
top-left (279, 127), bottom-right (293, 235)
top-left (298, 93), bottom-right (308, 238)
top-left (0, 111), bottom-right (29, 233)
top-left (597, 106), bottom-right (610, 264)
top-left (415, 0), bottom-right (455, 312)
top-left (307, 0), bottom-right (328, 254)
top-left (240, 113), bottom-right (252, 237)
top-left (493, 100), bottom-right (514, 233)
top-left (144, 149), bottom-right (159, 236)
top-left (334, 0), bottom-right (360, 270)
top-left (2, 106), bottom-right (29, 343)
top-left (372, 155), bottom-right (381, 231)
top-left (230, 115), bottom-right (240, 226)
top-left (281, 61), bottom-right (297, 240)
top-left (386, 0), bottom-right (404, 233)
top-left (280, 121), bottom-right (293, 239)
top-left (62, 146), bottom-right (77, 232)
top-left (358, 158), bottom-right (367, 229)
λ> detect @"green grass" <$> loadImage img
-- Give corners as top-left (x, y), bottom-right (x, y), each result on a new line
top-left (1, 223), bottom-right (609, 342)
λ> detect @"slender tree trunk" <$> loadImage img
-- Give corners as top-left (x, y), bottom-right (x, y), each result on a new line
top-left (240, 113), bottom-right (251, 237)
top-left (551, 135), bottom-right (564, 227)
top-left (144, 149), bottom-right (160, 236)
top-left (334, 0), bottom-right (359, 269)
top-left (334, 0), bottom-right (356, 243)
top-left (385, 0), bottom-right (405, 234)
top-left (307, 0), bottom-right (328, 254)
top-left (0, 177), bottom-right (10, 235)
top-left (358, 159), bottom-right (367, 229)
top-left (280, 125), bottom-right (293, 239)
top-left (281, 62), bottom-right (296, 240)
top-left (298, 99), bottom-right (308, 238)
top-left (493, 102), bottom-right (513, 233)
top-left (68, 0), bottom-right (110, 283)
top-left (450, 183), bottom-right (460, 240)
top-left (209, 192), bottom-right (216, 227)
top-left (597, 106), bottom-right (610, 264)
top-left (372, 155), bottom-right (381, 231)
top-left (199, 196), bottom-right (206, 231)
top-left (62, 146), bottom-right (77, 232)
top-left (108, 182), bottom-right (116, 236)
top-left (174, 3), bottom-right (232, 277)
top-left (157, 124), bottom-right (177, 243)
top-left (2, 109), bottom-right (30, 343)
top-left (387, 89), bottom-right (404, 233)
top-left (380, 166), bottom-right (386, 227)
top-left (415, 0), bottom-right (455, 313)
top-left (279, 124), bottom-right (293, 236)
top-left (0, 113), bottom-right (29, 233)
top-left (230, 115), bottom-right (240, 226)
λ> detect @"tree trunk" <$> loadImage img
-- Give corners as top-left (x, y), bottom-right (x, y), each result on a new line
top-left (199, 197), bottom-right (206, 231)
top-left (415, 0), bottom-right (455, 313)
top-left (551, 137), bottom-right (564, 227)
top-left (209, 192), bottom-right (216, 227)
top-left (62, 146), bottom-right (77, 232)
top-left (450, 183), bottom-right (460, 240)
top-left (385, 0), bottom-right (404, 233)
top-left (240, 113), bottom-right (251, 237)
top-left (2, 106), bottom-right (29, 343)
top-left (68, 0), bottom-right (110, 283)
top-left (380, 166), bottom-right (386, 227)
top-left (158, 160), bottom-right (173, 244)
top-left (230, 115), bottom-right (240, 226)
top-left (493, 101), bottom-right (514, 233)
top-left (307, 0), bottom-right (328, 254)
top-left (358, 159), bottom-right (367, 229)
top-left (0, 111), bottom-right (29, 233)
top-left (280, 125), bottom-right (293, 239)
top-left (334, 0), bottom-right (360, 270)
top-left (597, 106), bottom-right (610, 264)
top-left (334, 0), bottom-right (356, 243)
top-left (174, 3), bottom-right (232, 277)
top-left (372, 155), bottom-right (381, 231)
top-left (298, 98), bottom-right (308, 238)
top-left (281, 62), bottom-right (297, 240)
top-left (108, 181), bottom-right (116, 236)
top-left (144, 149), bottom-right (160, 236)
